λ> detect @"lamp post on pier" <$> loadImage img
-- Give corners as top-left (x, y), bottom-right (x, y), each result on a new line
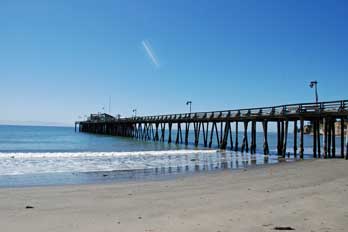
top-left (132, 109), bottom-right (137, 118)
top-left (309, 81), bottom-right (318, 103)
top-left (186, 101), bottom-right (192, 113)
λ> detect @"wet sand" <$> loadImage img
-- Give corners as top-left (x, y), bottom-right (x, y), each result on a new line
top-left (0, 159), bottom-right (347, 232)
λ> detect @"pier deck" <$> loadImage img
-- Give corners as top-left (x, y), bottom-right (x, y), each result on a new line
top-left (76, 100), bottom-right (348, 159)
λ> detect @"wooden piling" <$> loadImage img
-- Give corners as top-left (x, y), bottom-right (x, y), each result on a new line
top-left (220, 122), bottom-right (229, 149)
top-left (277, 121), bottom-right (281, 155)
top-left (293, 120), bottom-right (297, 157)
top-left (160, 123), bottom-right (166, 142)
top-left (300, 118), bottom-right (304, 159)
top-left (313, 120), bottom-right (317, 158)
top-left (168, 122), bottom-right (172, 144)
top-left (317, 119), bottom-right (321, 158)
top-left (262, 120), bottom-right (269, 155)
top-left (185, 122), bottom-right (190, 145)
top-left (241, 121), bottom-right (249, 153)
top-left (282, 120), bottom-right (288, 158)
top-left (229, 122), bottom-right (233, 150)
top-left (280, 120), bottom-right (284, 156)
top-left (209, 122), bottom-right (215, 148)
top-left (202, 122), bottom-right (208, 147)
top-left (155, 123), bottom-right (159, 141)
top-left (331, 119), bottom-right (336, 158)
top-left (250, 120), bottom-right (256, 154)
top-left (328, 118), bottom-right (332, 158)
top-left (234, 122), bottom-right (239, 151)
top-left (214, 122), bottom-right (220, 147)
top-left (323, 118), bottom-right (328, 158)
top-left (341, 118), bottom-right (345, 158)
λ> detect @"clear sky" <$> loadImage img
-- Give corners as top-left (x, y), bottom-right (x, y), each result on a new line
top-left (1, 0), bottom-right (348, 125)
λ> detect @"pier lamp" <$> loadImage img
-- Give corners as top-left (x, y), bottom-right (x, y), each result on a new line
top-left (132, 109), bottom-right (137, 117)
top-left (186, 101), bottom-right (192, 113)
top-left (309, 81), bottom-right (318, 103)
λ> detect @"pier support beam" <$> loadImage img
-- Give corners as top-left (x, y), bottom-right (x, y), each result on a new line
top-left (317, 119), bottom-right (321, 158)
top-left (176, 123), bottom-right (182, 144)
top-left (341, 118), bottom-right (344, 158)
top-left (168, 122), bottom-right (172, 144)
top-left (234, 122), bottom-right (239, 151)
top-left (250, 120), bottom-right (256, 154)
top-left (202, 122), bottom-right (208, 147)
top-left (282, 120), bottom-right (288, 158)
top-left (332, 119), bottom-right (335, 158)
top-left (241, 121), bottom-right (249, 153)
top-left (262, 120), bottom-right (269, 155)
top-left (220, 121), bottom-right (230, 150)
top-left (185, 123), bottom-right (190, 145)
top-left (300, 118), bottom-right (304, 159)
top-left (328, 118), bottom-right (332, 158)
top-left (293, 120), bottom-right (297, 157)
top-left (160, 123), bottom-right (166, 142)
top-left (324, 118), bottom-right (328, 158)
top-left (313, 120), bottom-right (317, 158)
top-left (277, 121), bottom-right (281, 155)
top-left (229, 122), bottom-right (233, 150)
top-left (155, 123), bottom-right (159, 141)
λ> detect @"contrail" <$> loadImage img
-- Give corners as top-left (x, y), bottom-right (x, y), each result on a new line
top-left (142, 40), bottom-right (160, 68)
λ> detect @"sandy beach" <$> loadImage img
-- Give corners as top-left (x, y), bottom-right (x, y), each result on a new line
top-left (0, 159), bottom-right (347, 232)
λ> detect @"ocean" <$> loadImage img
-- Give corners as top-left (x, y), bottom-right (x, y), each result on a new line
top-left (0, 124), bottom-right (340, 187)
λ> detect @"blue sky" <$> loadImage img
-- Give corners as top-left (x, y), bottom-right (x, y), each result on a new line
top-left (1, 0), bottom-right (348, 125)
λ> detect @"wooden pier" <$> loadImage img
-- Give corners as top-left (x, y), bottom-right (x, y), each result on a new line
top-left (76, 100), bottom-right (348, 159)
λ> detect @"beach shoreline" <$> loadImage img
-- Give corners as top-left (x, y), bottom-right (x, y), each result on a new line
top-left (0, 159), bottom-right (347, 232)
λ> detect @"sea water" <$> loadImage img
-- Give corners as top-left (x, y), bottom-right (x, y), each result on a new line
top-left (0, 124), bottom-right (341, 187)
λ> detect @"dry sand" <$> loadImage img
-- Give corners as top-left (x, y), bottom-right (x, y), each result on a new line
top-left (0, 159), bottom-right (347, 232)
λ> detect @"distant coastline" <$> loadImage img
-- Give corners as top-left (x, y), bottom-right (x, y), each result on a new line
top-left (0, 121), bottom-right (73, 128)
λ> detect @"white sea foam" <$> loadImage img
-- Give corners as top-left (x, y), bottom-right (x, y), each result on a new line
top-left (0, 150), bottom-right (278, 176)
top-left (0, 149), bottom-right (224, 176)
top-left (0, 149), bottom-right (217, 159)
